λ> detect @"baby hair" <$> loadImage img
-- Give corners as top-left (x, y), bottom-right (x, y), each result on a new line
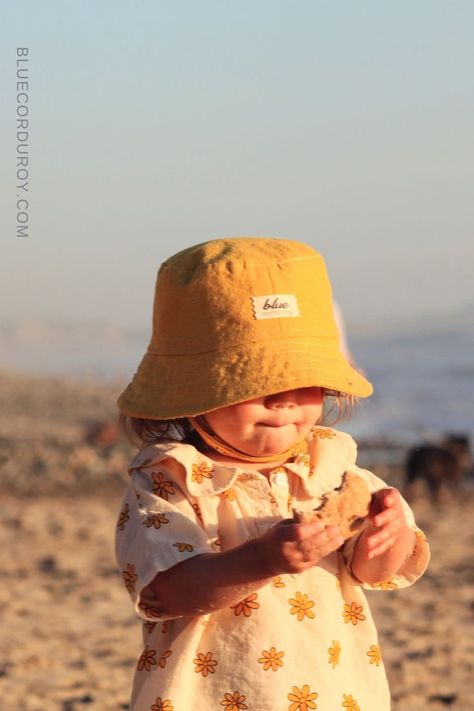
top-left (118, 389), bottom-right (357, 449)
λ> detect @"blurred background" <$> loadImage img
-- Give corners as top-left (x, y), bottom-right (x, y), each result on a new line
top-left (0, 2), bottom-right (473, 710)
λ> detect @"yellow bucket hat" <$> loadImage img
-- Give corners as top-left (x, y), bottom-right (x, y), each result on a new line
top-left (117, 237), bottom-right (373, 419)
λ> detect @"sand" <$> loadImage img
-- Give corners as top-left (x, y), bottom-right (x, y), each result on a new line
top-left (0, 370), bottom-right (473, 710)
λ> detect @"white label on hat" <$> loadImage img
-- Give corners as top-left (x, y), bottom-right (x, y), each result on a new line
top-left (251, 294), bottom-right (300, 319)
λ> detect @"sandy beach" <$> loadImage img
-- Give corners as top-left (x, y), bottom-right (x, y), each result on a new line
top-left (0, 371), bottom-right (472, 710)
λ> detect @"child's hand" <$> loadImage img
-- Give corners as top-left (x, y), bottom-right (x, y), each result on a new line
top-left (364, 488), bottom-right (408, 559)
top-left (256, 519), bottom-right (345, 576)
top-left (351, 487), bottom-right (417, 585)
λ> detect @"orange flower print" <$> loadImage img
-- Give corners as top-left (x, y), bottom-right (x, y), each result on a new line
top-left (231, 593), bottom-right (260, 617)
top-left (193, 651), bottom-right (217, 676)
top-left (272, 576), bottom-right (286, 588)
top-left (269, 492), bottom-right (277, 505)
top-left (367, 644), bottom-right (382, 666)
top-left (158, 649), bottom-right (172, 669)
top-left (408, 530), bottom-right (425, 559)
top-left (328, 640), bottom-right (341, 668)
top-left (371, 579), bottom-right (398, 590)
top-left (258, 646), bottom-right (284, 671)
top-left (192, 462), bottom-right (214, 484)
top-left (219, 691), bottom-right (248, 710)
top-left (143, 513), bottom-right (169, 529)
top-left (173, 542), bottom-right (195, 553)
top-left (222, 488), bottom-right (236, 501)
top-left (343, 602), bottom-right (366, 625)
top-left (342, 694), bottom-right (360, 711)
top-left (151, 472), bottom-right (176, 500)
top-left (138, 600), bottom-right (163, 619)
top-left (287, 684), bottom-right (318, 710)
top-left (150, 698), bottom-right (174, 711)
top-left (311, 428), bottom-right (336, 439)
top-left (122, 563), bottom-right (138, 593)
top-left (117, 503), bottom-right (130, 531)
top-left (289, 592), bottom-right (315, 621)
top-left (137, 645), bottom-right (157, 672)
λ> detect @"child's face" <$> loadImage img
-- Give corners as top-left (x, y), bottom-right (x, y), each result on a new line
top-left (203, 387), bottom-right (323, 457)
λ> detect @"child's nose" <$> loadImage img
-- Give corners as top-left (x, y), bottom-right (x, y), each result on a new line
top-left (264, 391), bottom-right (298, 409)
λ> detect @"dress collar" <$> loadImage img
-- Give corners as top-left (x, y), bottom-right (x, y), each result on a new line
top-left (128, 427), bottom-right (358, 499)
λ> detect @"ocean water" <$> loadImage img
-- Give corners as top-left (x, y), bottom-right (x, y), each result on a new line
top-left (2, 320), bottom-right (473, 445)
top-left (345, 328), bottom-right (474, 443)
top-left (99, 327), bottom-right (473, 444)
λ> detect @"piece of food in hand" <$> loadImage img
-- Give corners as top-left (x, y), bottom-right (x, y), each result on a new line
top-left (293, 471), bottom-right (372, 540)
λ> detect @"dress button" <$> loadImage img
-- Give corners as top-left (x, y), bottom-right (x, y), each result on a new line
top-left (273, 471), bottom-right (288, 487)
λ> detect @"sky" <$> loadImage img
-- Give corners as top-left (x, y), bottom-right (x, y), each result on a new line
top-left (1, 0), bottom-right (473, 332)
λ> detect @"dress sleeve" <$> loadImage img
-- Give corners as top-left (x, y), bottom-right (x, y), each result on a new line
top-left (115, 456), bottom-right (214, 621)
top-left (341, 465), bottom-right (430, 591)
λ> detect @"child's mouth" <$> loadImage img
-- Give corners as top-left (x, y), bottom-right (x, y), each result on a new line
top-left (257, 421), bottom-right (295, 428)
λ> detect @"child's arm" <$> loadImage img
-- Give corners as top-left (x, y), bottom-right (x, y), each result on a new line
top-left (350, 488), bottom-right (417, 584)
top-left (142, 520), bottom-right (344, 618)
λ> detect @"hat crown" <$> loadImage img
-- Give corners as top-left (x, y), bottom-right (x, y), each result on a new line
top-left (117, 237), bottom-right (373, 420)
top-left (151, 237), bottom-right (339, 356)
top-left (164, 237), bottom-right (317, 275)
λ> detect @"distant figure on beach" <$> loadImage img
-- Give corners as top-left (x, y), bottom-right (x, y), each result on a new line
top-left (115, 237), bottom-right (430, 711)
top-left (405, 434), bottom-right (472, 505)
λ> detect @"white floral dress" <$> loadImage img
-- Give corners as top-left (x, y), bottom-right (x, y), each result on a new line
top-left (116, 427), bottom-right (430, 711)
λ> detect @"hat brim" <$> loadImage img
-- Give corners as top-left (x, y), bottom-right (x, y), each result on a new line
top-left (117, 339), bottom-right (373, 419)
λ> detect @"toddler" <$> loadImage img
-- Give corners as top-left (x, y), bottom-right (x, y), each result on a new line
top-left (116, 237), bottom-right (429, 711)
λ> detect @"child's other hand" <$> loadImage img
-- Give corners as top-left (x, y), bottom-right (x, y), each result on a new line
top-left (256, 519), bottom-right (345, 576)
top-left (364, 488), bottom-right (407, 559)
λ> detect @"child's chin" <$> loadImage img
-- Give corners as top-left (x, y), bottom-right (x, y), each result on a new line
top-left (254, 434), bottom-right (298, 456)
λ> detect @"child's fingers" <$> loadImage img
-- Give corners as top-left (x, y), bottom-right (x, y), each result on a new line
top-left (265, 519), bottom-right (327, 557)
top-left (371, 487), bottom-right (398, 511)
top-left (372, 504), bottom-right (404, 529)
top-left (365, 515), bottom-right (407, 558)
top-left (380, 488), bottom-right (399, 507)
top-left (370, 488), bottom-right (403, 526)
top-left (294, 520), bottom-right (327, 539)
top-left (262, 520), bottom-right (344, 574)
top-left (366, 527), bottom-right (396, 554)
top-left (367, 537), bottom-right (395, 559)
top-left (369, 509), bottom-right (405, 539)
top-left (304, 524), bottom-right (343, 547)
top-left (297, 525), bottom-right (344, 558)
top-left (286, 519), bottom-right (342, 545)
top-left (376, 487), bottom-right (400, 504)
top-left (361, 489), bottom-right (410, 561)
top-left (272, 519), bottom-right (324, 542)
